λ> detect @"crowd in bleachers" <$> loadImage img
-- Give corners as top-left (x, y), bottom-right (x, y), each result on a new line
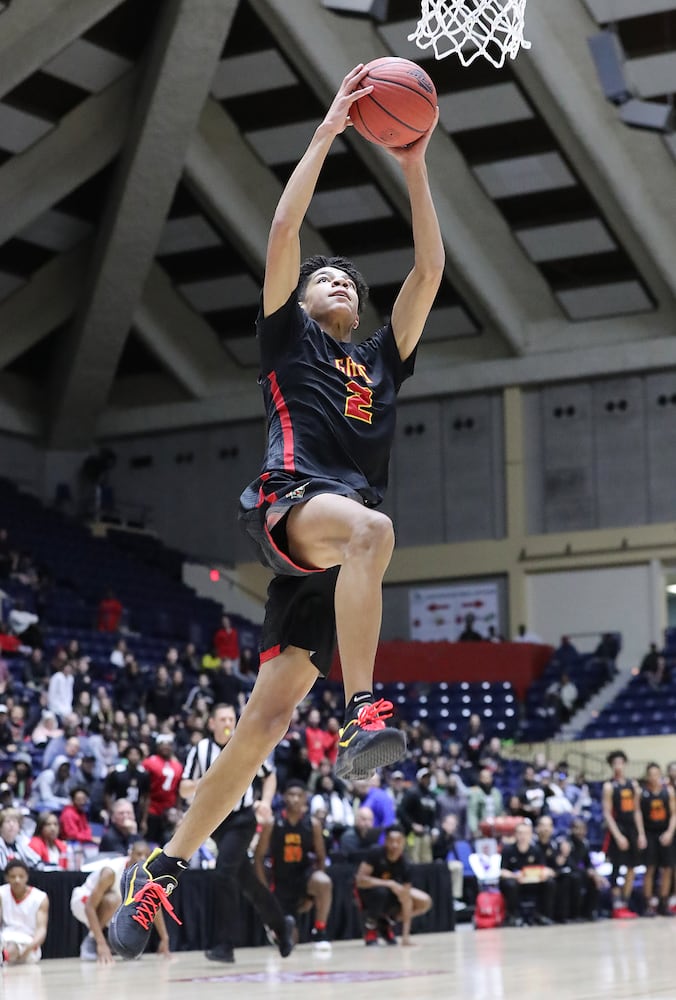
top-left (3, 476), bottom-right (676, 962)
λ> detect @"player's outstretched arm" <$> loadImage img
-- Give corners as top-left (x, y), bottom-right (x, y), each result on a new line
top-left (263, 64), bottom-right (372, 318)
top-left (387, 109), bottom-right (445, 360)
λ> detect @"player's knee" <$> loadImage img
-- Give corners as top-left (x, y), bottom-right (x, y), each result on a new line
top-left (348, 510), bottom-right (394, 565)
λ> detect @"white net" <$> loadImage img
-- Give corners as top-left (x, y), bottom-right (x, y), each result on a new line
top-left (409, 0), bottom-right (531, 69)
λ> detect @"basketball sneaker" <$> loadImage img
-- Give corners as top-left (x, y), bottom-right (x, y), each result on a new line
top-left (364, 921), bottom-right (379, 947)
top-left (378, 917), bottom-right (397, 945)
top-left (79, 932), bottom-right (99, 962)
top-left (334, 697), bottom-right (406, 780)
top-left (108, 847), bottom-right (183, 959)
top-left (612, 905), bottom-right (637, 920)
top-left (311, 927), bottom-right (332, 953)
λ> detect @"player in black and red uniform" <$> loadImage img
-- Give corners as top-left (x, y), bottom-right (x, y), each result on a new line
top-left (640, 762), bottom-right (675, 916)
top-left (355, 824), bottom-right (432, 945)
top-left (254, 780), bottom-right (333, 953)
top-left (109, 64), bottom-right (443, 961)
top-left (602, 750), bottom-right (646, 919)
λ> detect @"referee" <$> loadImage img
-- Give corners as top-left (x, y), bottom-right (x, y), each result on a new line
top-left (180, 702), bottom-right (295, 963)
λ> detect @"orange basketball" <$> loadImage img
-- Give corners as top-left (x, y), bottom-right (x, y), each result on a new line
top-left (350, 57), bottom-right (437, 148)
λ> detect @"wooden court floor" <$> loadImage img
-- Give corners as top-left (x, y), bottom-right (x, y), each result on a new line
top-left (4, 921), bottom-right (676, 1000)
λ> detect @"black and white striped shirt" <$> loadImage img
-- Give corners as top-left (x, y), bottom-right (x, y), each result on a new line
top-left (182, 737), bottom-right (274, 813)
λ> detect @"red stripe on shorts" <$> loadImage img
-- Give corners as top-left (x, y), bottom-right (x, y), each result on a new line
top-left (260, 645), bottom-right (281, 664)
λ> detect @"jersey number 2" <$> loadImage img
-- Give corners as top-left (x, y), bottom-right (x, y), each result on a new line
top-left (345, 380), bottom-right (373, 424)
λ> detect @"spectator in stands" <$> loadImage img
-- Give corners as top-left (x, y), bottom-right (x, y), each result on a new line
top-left (28, 811), bottom-right (68, 869)
top-left (594, 632), bottom-right (619, 680)
top-left (113, 657), bottom-right (146, 716)
top-left (10, 753), bottom-right (33, 806)
top-left (100, 798), bottom-right (141, 855)
top-left (179, 642), bottom-right (201, 678)
top-left (397, 767), bottom-right (438, 863)
top-left (183, 672), bottom-right (215, 714)
top-left (8, 599), bottom-right (42, 651)
top-left (59, 787), bottom-right (99, 848)
top-left (210, 658), bottom-right (245, 712)
top-left (71, 752), bottom-right (106, 823)
top-left (30, 710), bottom-right (62, 750)
top-left (602, 749), bottom-right (646, 919)
top-left (640, 762), bottom-right (675, 916)
top-left (462, 714), bottom-right (486, 770)
top-left (169, 668), bottom-right (188, 717)
top-left (457, 613), bottom-right (482, 642)
top-left (565, 817), bottom-right (604, 920)
top-left (22, 648), bottom-right (49, 692)
top-left (30, 756), bottom-right (73, 813)
top-left (486, 625), bottom-right (503, 643)
top-left (479, 736), bottom-right (506, 777)
top-left (109, 637), bottom-right (128, 669)
top-left (212, 614), bottom-right (240, 668)
top-left (552, 635), bottom-right (579, 668)
top-left (387, 770), bottom-right (407, 811)
top-left (500, 819), bottom-right (555, 926)
top-left (359, 771), bottom-right (397, 835)
top-left (304, 708), bottom-right (331, 770)
top-left (545, 672), bottom-right (578, 724)
top-left (513, 623), bottom-right (545, 643)
top-left (467, 767), bottom-right (504, 839)
top-left (640, 649), bottom-right (667, 690)
top-left (47, 659), bottom-right (74, 721)
top-left (97, 589), bottom-right (124, 633)
top-left (339, 805), bottom-right (378, 862)
top-left (355, 824), bottom-right (433, 946)
top-left (0, 704), bottom-right (13, 752)
top-left (0, 859), bottom-right (49, 964)
top-left (104, 744), bottom-right (150, 831)
top-left (310, 772), bottom-right (354, 848)
top-left (0, 808), bottom-right (41, 869)
top-left (143, 735), bottom-right (184, 844)
top-left (518, 764), bottom-right (546, 823)
top-left (43, 731), bottom-right (86, 774)
top-left (146, 664), bottom-right (173, 722)
top-left (88, 722), bottom-right (119, 772)
top-left (432, 812), bottom-right (470, 911)
top-left (435, 772), bottom-right (468, 837)
top-left (0, 528), bottom-right (11, 579)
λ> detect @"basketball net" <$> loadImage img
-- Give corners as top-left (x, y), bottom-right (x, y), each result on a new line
top-left (409, 0), bottom-right (531, 69)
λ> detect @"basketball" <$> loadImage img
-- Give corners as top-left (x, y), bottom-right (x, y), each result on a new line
top-left (350, 57), bottom-right (437, 148)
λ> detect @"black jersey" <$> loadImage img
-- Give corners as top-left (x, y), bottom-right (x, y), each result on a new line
top-left (245, 294), bottom-right (414, 507)
top-left (611, 779), bottom-right (637, 832)
top-left (500, 841), bottom-right (545, 873)
top-left (364, 845), bottom-right (412, 885)
top-left (641, 786), bottom-right (670, 834)
top-left (269, 813), bottom-right (316, 895)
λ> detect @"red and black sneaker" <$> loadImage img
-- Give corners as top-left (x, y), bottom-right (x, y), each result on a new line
top-left (335, 698), bottom-right (406, 780)
top-left (108, 847), bottom-right (183, 959)
top-left (364, 922), bottom-right (379, 947)
top-left (378, 917), bottom-right (397, 945)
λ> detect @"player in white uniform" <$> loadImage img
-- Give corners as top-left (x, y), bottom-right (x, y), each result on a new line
top-left (71, 841), bottom-right (170, 963)
top-left (0, 859), bottom-right (49, 964)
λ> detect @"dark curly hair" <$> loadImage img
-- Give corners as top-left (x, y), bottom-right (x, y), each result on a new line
top-left (297, 255), bottom-right (369, 314)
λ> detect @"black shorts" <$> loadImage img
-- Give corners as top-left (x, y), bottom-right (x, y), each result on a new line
top-left (239, 471), bottom-right (366, 577)
top-left (275, 874), bottom-right (314, 916)
top-left (644, 830), bottom-right (672, 868)
top-left (258, 567), bottom-right (340, 678)
top-left (607, 829), bottom-right (640, 870)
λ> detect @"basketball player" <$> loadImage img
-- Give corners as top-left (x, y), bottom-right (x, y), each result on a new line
top-left (71, 841), bottom-right (170, 963)
top-left (602, 750), bottom-right (646, 918)
top-left (109, 62), bottom-right (443, 960)
top-left (178, 703), bottom-right (294, 964)
top-left (0, 860), bottom-right (49, 964)
top-left (355, 824), bottom-right (432, 945)
top-left (640, 762), bottom-right (675, 916)
top-left (254, 779), bottom-right (333, 953)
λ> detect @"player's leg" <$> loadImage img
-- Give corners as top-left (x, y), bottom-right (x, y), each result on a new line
top-left (307, 870), bottom-right (333, 951)
top-left (410, 887), bottom-right (433, 918)
top-left (238, 852), bottom-right (295, 958)
top-left (109, 646), bottom-right (318, 959)
top-left (285, 494), bottom-right (405, 778)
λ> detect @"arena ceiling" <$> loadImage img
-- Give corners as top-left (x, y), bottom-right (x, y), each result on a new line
top-left (0, 0), bottom-right (675, 447)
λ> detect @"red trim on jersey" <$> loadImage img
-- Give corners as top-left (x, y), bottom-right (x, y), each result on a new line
top-left (260, 645), bottom-right (281, 664)
top-left (269, 370), bottom-right (295, 470)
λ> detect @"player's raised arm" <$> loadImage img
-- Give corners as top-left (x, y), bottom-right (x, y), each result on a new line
top-left (387, 110), bottom-right (445, 361)
top-left (263, 65), bottom-right (372, 318)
